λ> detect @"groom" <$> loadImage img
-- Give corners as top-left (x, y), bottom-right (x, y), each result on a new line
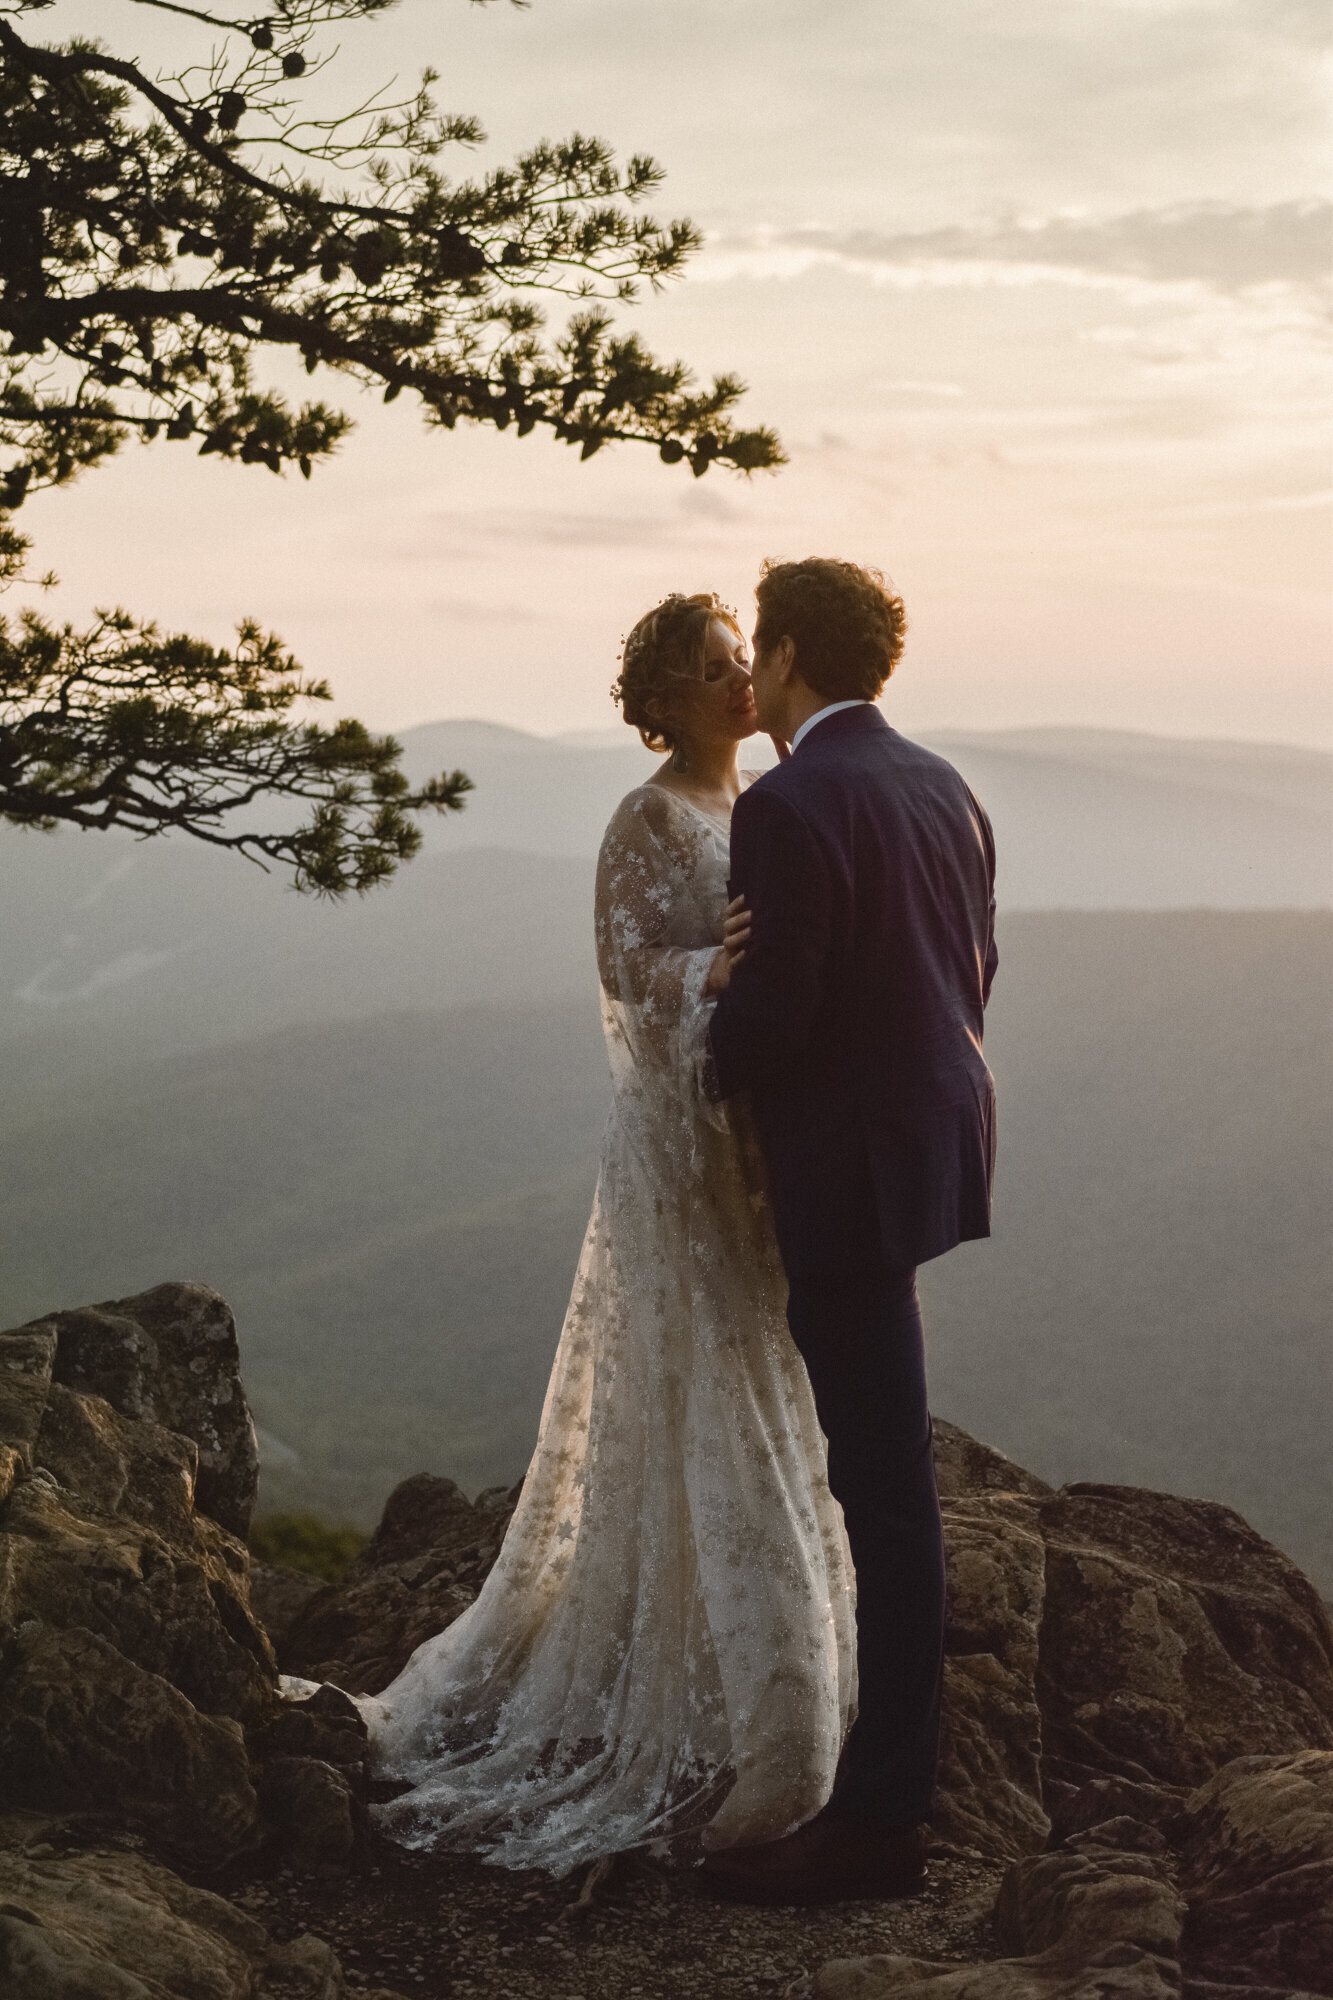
top-left (703, 557), bottom-right (998, 1904)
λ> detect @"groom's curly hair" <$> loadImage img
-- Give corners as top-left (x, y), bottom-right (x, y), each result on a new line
top-left (754, 558), bottom-right (906, 700)
top-left (611, 592), bottom-right (743, 755)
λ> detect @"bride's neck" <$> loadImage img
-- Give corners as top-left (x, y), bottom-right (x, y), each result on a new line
top-left (670, 735), bottom-right (741, 800)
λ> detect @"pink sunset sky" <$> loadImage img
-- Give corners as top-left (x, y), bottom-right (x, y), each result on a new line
top-left (22, 0), bottom-right (1333, 746)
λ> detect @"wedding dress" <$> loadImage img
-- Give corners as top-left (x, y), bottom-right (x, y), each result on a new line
top-left (360, 782), bottom-right (856, 1872)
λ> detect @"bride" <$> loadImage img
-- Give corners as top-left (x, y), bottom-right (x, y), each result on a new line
top-left (360, 592), bottom-right (856, 1872)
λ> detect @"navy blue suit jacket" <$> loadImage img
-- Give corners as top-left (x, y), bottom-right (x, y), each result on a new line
top-left (707, 705), bottom-right (998, 1279)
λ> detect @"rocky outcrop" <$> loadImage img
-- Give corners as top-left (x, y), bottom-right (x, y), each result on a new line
top-left (931, 1428), bottom-right (1333, 1870)
top-left (1, 1428), bottom-right (271, 1727)
top-left (805, 1436), bottom-right (1333, 1994)
top-left (816, 1512), bottom-right (1320, 2000)
top-left (931, 1420), bottom-right (1054, 1508)
top-left (935, 1485), bottom-right (1050, 1860)
top-left (0, 1623), bottom-right (260, 1867)
top-left (1036, 1483), bottom-right (1333, 1807)
top-left (816, 1755), bottom-right (1333, 1999)
top-left (817, 1819), bottom-right (1185, 1997)
top-left (1176, 1748), bottom-right (1333, 1995)
top-left (249, 1682), bottom-right (370, 1870)
top-left (275, 1410), bottom-right (1333, 1899)
top-left (249, 1558), bottom-right (326, 1647)
top-left (0, 1283), bottom-right (318, 1870)
top-left (0, 1817), bottom-right (404, 1999)
top-left (280, 1472), bottom-right (523, 1694)
top-left (3, 1283), bottom-right (1331, 2000)
top-left (36, 1281), bottom-right (260, 1538)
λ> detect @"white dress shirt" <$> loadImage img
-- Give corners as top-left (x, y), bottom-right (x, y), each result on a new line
top-left (788, 699), bottom-right (870, 755)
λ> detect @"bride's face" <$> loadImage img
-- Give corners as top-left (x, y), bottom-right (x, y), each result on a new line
top-left (675, 618), bottom-right (758, 750)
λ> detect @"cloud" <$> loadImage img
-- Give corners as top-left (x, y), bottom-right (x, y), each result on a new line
top-left (1154, 487), bottom-right (1333, 522)
top-left (422, 488), bottom-right (753, 554)
top-left (430, 598), bottom-right (541, 623)
top-left (676, 484), bottom-right (749, 523)
top-left (413, 508), bottom-right (674, 552)
top-left (704, 202), bottom-right (1332, 296)
top-left (878, 380), bottom-right (967, 398)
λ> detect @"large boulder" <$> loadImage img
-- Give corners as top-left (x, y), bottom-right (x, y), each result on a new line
top-left (932, 1420), bottom-right (1056, 1863)
top-left (281, 1473), bottom-right (522, 1694)
top-left (1176, 1748), bottom-right (1333, 1994)
top-left (818, 1473), bottom-right (1333, 2000)
top-left (1037, 1484), bottom-right (1333, 1805)
top-left (932, 1419), bottom-right (1053, 1506)
top-left (0, 1285), bottom-right (278, 1868)
top-left (817, 1821), bottom-right (1183, 1998)
top-left (930, 1426), bottom-right (1333, 1866)
top-left (42, 1282), bottom-right (260, 1539)
top-left (0, 1823), bottom-right (404, 1999)
top-left (248, 1558), bottom-right (326, 1648)
top-left (2, 1413), bottom-right (271, 1723)
top-left (0, 1625), bottom-right (259, 1868)
top-left (935, 1489), bottom-right (1050, 1861)
top-left (815, 1756), bottom-right (1333, 2000)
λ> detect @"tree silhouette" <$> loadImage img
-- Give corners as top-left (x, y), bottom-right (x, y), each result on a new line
top-left (0, 0), bottom-right (782, 891)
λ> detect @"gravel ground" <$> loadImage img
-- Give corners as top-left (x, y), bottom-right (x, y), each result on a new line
top-left (226, 1836), bottom-right (1004, 1999)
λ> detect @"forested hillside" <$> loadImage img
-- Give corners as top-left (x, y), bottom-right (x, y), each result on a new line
top-left (2, 910), bottom-right (1328, 1592)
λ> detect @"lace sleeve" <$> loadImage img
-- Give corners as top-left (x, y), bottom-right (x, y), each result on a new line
top-left (595, 789), bottom-right (718, 1082)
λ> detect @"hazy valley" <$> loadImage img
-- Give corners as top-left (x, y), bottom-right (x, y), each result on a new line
top-left (2, 725), bottom-right (1329, 1589)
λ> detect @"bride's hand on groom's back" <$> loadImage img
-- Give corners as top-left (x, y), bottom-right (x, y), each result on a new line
top-left (706, 896), bottom-right (752, 996)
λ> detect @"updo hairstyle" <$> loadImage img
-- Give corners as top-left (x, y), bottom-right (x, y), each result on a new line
top-left (611, 592), bottom-right (743, 755)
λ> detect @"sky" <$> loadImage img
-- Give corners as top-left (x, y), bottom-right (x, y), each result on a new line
top-left (18, 0), bottom-right (1333, 745)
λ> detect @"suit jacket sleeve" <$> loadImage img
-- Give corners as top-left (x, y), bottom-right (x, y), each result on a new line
top-left (972, 789), bottom-right (999, 1007)
top-left (707, 784), bottom-right (833, 1100)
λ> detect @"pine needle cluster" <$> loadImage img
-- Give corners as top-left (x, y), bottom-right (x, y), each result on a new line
top-left (0, 0), bottom-right (783, 891)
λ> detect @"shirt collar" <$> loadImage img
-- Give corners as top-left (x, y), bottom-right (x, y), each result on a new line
top-left (789, 699), bottom-right (870, 755)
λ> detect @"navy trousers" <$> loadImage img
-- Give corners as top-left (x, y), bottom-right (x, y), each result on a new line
top-left (785, 1265), bottom-right (945, 1833)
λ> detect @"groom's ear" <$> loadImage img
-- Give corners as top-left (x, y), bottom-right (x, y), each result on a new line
top-left (772, 634), bottom-right (798, 683)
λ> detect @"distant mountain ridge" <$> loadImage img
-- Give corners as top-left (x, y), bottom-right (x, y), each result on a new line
top-left (394, 718), bottom-right (1332, 905)
top-left (2, 722), bottom-right (1325, 1101)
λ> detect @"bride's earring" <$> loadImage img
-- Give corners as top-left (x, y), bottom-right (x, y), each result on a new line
top-left (671, 742), bottom-right (690, 775)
